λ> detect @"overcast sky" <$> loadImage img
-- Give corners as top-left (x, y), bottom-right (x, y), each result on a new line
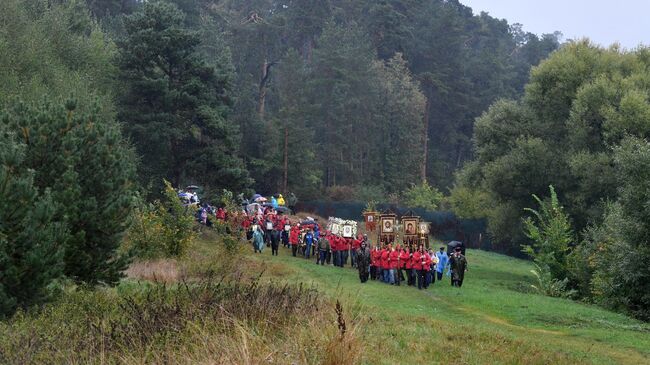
top-left (461, 0), bottom-right (649, 50)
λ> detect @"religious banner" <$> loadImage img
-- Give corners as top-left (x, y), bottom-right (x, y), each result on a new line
top-left (419, 221), bottom-right (430, 248)
top-left (331, 223), bottom-right (341, 235)
top-left (342, 225), bottom-right (354, 238)
top-left (363, 211), bottom-right (378, 232)
top-left (379, 212), bottom-right (397, 244)
top-left (401, 213), bottom-right (420, 247)
top-left (328, 217), bottom-right (357, 237)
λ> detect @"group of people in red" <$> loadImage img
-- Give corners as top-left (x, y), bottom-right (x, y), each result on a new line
top-left (369, 242), bottom-right (440, 289)
top-left (241, 208), bottom-right (467, 289)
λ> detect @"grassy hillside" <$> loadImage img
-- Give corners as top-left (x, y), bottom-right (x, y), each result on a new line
top-left (250, 245), bottom-right (650, 365)
top-left (1, 231), bottom-right (648, 364)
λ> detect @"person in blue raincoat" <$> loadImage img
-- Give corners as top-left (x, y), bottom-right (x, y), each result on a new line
top-left (304, 229), bottom-right (314, 259)
top-left (271, 195), bottom-right (279, 210)
top-left (252, 226), bottom-right (264, 253)
top-left (435, 246), bottom-right (449, 281)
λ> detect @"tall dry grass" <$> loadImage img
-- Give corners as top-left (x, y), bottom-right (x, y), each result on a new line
top-left (125, 259), bottom-right (180, 283)
top-left (0, 274), bottom-right (363, 365)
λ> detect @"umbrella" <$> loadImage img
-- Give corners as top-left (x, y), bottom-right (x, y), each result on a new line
top-left (255, 196), bottom-right (268, 202)
top-left (246, 203), bottom-right (262, 215)
top-left (251, 193), bottom-right (262, 200)
top-left (447, 240), bottom-right (465, 255)
top-left (275, 206), bottom-right (292, 214)
top-left (186, 185), bottom-right (200, 191)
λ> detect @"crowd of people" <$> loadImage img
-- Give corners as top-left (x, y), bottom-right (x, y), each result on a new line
top-left (186, 190), bottom-right (469, 289)
top-left (242, 205), bottom-right (469, 289)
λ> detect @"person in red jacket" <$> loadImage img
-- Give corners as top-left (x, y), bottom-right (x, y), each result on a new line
top-left (405, 246), bottom-right (415, 286)
top-left (389, 245), bottom-right (400, 285)
top-left (412, 247), bottom-right (422, 289)
top-left (370, 245), bottom-right (380, 280)
top-left (380, 244), bottom-right (391, 283)
top-left (289, 224), bottom-right (300, 257)
top-left (414, 244), bottom-right (429, 290)
top-left (422, 249), bottom-right (432, 289)
top-left (398, 245), bottom-right (409, 286)
top-left (280, 217), bottom-right (290, 248)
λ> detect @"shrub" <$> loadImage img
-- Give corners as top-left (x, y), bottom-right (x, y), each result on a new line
top-left (522, 185), bottom-right (574, 282)
top-left (355, 184), bottom-right (386, 203)
top-left (449, 186), bottom-right (491, 219)
top-left (124, 181), bottom-right (196, 259)
top-left (401, 183), bottom-right (444, 211)
top-left (530, 263), bottom-right (577, 299)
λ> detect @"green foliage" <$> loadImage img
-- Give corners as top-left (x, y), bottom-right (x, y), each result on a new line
top-left (215, 0), bottom-right (556, 194)
top-left (363, 200), bottom-right (378, 213)
top-left (374, 53), bottom-right (427, 192)
top-left (123, 182), bottom-right (196, 259)
top-left (401, 183), bottom-right (444, 211)
top-left (530, 263), bottom-right (577, 299)
top-left (0, 129), bottom-right (65, 316)
top-left (2, 100), bottom-right (137, 285)
top-left (449, 186), bottom-right (490, 219)
top-left (522, 186), bottom-right (574, 282)
top-left (0, 0), bottom-right (117, 117)
top-left (587, 137), bottom-right (650, 320)
top-left (356, 185), bottom-right (384, 205)
top-left (117, 0), bottom-right (251, 196)
top-left (460, 43), bottom-right (650, 247)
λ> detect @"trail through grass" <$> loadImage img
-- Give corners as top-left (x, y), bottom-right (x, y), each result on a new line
top-left (249, 246), bottom-right (650, 365)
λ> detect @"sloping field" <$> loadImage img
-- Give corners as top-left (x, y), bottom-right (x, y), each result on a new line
top-left (249, 246), bottom-right (650, 365)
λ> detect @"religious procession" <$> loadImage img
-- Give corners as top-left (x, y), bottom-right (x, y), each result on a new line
top-left (227, 195), bottom-right (470, 289)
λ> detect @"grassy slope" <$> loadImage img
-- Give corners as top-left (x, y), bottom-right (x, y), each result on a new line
top-left (248, 246), bottom-right (650, 365)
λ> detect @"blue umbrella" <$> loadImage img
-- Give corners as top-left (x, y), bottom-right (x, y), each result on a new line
top-left (251, 193), bottom-right (262, 201)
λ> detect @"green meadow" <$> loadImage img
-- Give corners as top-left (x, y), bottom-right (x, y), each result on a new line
top-left (251, 246), bottom-right (650, 365)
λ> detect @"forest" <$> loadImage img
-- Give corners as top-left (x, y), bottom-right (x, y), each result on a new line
top-left (1, 0), bottom-right (648, 327)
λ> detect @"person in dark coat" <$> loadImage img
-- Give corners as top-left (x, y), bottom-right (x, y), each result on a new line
top-left (449, 247), bottom-right (468, 287)
top-left (317, 235), bottom-right (331, 265)
top-left (270, 229), bottom-right (280, 256)
top-left (356, 241), bottom-right (371, 283)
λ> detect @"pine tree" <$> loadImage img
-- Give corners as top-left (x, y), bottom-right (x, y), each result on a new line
top-left (0, 128), bottom-right (65, 316)
top-left (309, 21), bottom-right (378, 187)
top-left (274, 49), bottom-right (321, 198)
top-left (4, 100), bottom-right (138, 285)
top-left (117, 0), bottom-right (251, 196)
top-left (375, 53), bottom-right (426, 192)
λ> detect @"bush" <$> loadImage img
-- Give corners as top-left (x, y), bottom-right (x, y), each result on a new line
top-left (355, 184), bottom-right (386, 203)
top-left (449, 186), bottom-right (491, 219)
top-left (401, 183), bottom-right (444, 211)
top-left (522, 185), bottom-right (574, 282)
top-left (124, 181), bottom-right (196, 259)
top-left (530, 263), bottom-right (577, 299)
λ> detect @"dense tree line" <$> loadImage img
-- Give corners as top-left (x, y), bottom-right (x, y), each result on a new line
top-left (455, 42), bottom-right (650, 320)
top-left (89, 0), bottom-right (559, 199)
